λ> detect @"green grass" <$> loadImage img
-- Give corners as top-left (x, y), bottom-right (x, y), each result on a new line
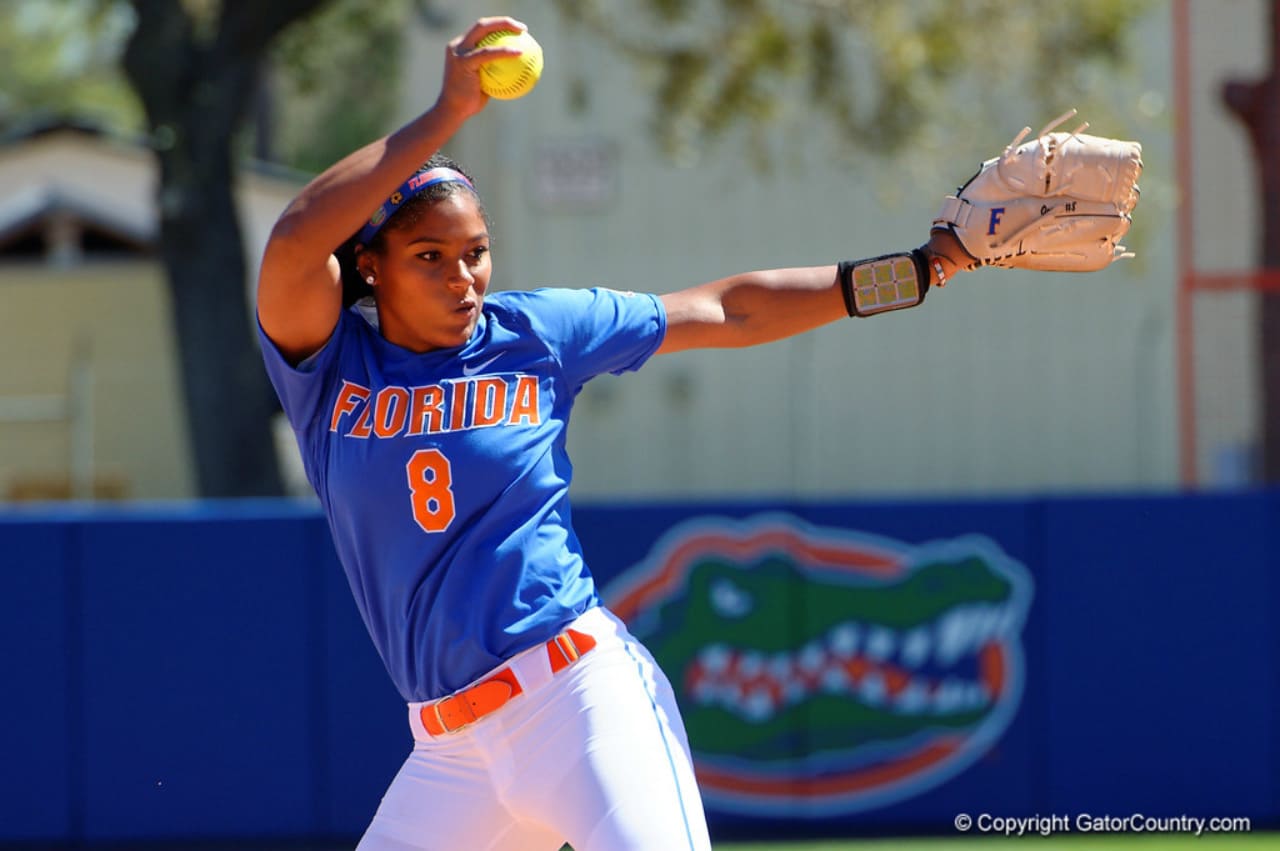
top-left (715, 834), bottom-right (1276, 850)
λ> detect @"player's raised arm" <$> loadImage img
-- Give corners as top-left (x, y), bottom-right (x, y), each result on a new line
top-left (656, 230), bottom-right (969, 355)
top-left (256, 16), bottom-right (527, 364)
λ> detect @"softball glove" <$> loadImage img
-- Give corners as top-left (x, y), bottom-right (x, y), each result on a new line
top-left (932, 109), bottom-right (1143, 272)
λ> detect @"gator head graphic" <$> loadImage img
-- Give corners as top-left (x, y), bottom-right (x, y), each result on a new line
top-left (604, 514), bottom-right (1033, 816)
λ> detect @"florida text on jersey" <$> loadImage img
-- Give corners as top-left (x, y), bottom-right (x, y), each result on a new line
top-left (259, 286), bottom-right (666, 701)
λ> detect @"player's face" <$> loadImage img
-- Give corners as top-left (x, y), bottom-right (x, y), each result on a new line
top-left (369, 193), bottom-right (492, 353)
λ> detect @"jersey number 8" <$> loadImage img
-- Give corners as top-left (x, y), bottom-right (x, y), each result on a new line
top-left (406, 448), bottom-right (457, 533)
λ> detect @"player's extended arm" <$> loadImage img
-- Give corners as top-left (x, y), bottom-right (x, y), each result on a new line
top-left (256, 16), bottom-right (526, 364)
top-left (659, 111), bottom-right (1141, 356)
top-left (656, 230), bottom-right (968, 355)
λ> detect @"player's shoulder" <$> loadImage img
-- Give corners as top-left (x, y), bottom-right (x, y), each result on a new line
top-left (487, 288), bottom-right (659, 349)
top-left (483, 287), bottom-right (580, 329)
top-left (487, 286), bottom-right (641, 318)
top-left (487, 286), bottom-right (581, 311)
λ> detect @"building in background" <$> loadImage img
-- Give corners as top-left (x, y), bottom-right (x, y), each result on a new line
top-left (0, 121), bottom-right (301, 500)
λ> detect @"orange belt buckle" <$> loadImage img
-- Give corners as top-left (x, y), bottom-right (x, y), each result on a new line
top-left (547, 627), bottom-right (597, 673)
top-left (421, 667), bottom-right (522, 737)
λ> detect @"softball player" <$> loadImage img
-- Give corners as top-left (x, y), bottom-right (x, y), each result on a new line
top-left (256, 16), bottom-right (968, 851)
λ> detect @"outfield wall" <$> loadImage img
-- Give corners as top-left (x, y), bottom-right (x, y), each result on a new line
top-left (1, 493), bottom-right (1275, 842)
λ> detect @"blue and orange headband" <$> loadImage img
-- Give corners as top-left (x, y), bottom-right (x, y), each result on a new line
top-left (357, 166), bottom-right (475, 246)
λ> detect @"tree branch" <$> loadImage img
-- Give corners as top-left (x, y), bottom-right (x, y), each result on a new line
top-left (218, 0), bottom-right (333, 58)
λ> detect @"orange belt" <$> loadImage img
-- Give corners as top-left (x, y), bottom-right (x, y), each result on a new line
top-left (420, 627), bottom-right (598, 737)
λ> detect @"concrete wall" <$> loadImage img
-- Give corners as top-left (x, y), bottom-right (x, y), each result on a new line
top-left (391, 1), bottom-right (1204, 499)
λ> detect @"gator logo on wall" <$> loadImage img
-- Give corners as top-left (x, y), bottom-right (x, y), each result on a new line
top-left (604, 514), bottom-right (1033, 816)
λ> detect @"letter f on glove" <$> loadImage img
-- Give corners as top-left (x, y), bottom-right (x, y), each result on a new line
top-left (987, 207), bottom-right (1005, 235)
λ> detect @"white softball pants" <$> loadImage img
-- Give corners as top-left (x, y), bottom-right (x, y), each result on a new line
top-left (355, 606), bottom-right (712, 851)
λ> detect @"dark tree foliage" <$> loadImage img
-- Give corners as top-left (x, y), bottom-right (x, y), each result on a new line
top-left (554, 0), bottom-right (1153, 162)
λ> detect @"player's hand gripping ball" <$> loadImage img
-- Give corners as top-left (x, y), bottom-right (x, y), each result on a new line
top-left (475, 29), bottom-right (543, 100)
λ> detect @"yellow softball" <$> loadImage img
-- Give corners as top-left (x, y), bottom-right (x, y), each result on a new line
top-left (475, 30), bottom-right (543, 100)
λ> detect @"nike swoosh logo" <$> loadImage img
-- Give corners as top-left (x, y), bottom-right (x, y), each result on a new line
top-left (461, 354), bottom-right (503, 377)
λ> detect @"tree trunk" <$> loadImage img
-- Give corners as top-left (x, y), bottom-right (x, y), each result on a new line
top-left (154, 135), bottom-right (284, 497)
top-left (1223, 1), bottom-right (1280, 482)
top-left (122, 0), bottom-right (328, 496)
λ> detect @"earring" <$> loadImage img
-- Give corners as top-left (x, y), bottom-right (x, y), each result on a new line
top-left (365, 275), bottom-right (375, 284)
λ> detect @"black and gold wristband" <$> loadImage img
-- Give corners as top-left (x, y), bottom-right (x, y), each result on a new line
top-left (838, 249), bottom-right (931, 318)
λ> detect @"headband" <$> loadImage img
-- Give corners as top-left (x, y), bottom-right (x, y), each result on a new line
top-left (356, 166), bottom-right (475, 246)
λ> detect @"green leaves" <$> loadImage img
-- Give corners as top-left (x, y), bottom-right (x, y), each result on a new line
top-left (556, 0), bottom-right (1155, 164)
top-left (269, 0), bottom-right (409, 172)
top-left (0, 0), bottom-right (143, 134)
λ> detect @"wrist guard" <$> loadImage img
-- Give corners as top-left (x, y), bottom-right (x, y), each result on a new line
top-left (838, 249), bottom-right (930, 317)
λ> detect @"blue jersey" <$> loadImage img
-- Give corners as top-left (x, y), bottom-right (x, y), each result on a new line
top-left (259, 287), bottom-right (666, 701)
